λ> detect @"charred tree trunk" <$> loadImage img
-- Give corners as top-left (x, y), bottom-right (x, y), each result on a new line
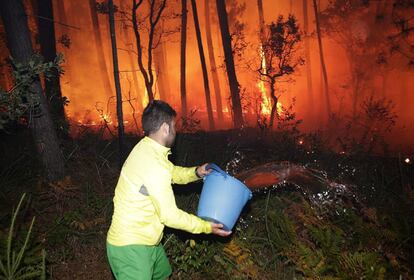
top-left (37, 0), bottom-right (66, 128)
top-left (180, 0), bottom-right (188, 118)
top-left (205, 0), bottom-right (223, 122)
top-left (89, 0), bottom-right (113, 100)
top-left (191, 0), bottom-right (214, 129)
top-left (216, 0), bottom-right (243, 128)
top-left (312, 0), bottom-right (331, 120)
top-left (269, 78), bottom-right (278, 128)
top-left (108, 0), bottom-right (125, 168)
top-left (302, 0), bottom-right (314, 110)
top-left (0, 0), bottom-right (65, 181)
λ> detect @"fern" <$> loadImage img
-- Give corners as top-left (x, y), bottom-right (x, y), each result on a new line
top-left (295, 243), bottom-right (331, 278)
top-left (339, 251), bottom-right (386, 279)
top-left (267, 209), bottom-right (297, 250)
top-left (0, 193), bottom-right (46, 280)
top-left (309, 226), bottom-right (344, 260)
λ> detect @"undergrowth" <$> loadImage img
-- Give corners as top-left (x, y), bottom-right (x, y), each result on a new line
top-left (0, 127), bottom-right (413, 279)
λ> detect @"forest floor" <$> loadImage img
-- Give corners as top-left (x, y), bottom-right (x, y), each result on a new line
top-left (1, 127), bottom-right (414, 279)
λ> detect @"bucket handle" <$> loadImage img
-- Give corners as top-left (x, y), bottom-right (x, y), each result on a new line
top-left (206, 163), bottom-right (228, 178)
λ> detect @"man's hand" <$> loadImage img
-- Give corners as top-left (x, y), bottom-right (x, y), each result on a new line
top-left (196, 163), bottom-right (212, 178)
top-left (210, 222), bottom-right (232, 237)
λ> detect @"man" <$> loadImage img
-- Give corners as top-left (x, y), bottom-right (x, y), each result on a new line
top-left (107, 100), bottom-right (231, 280)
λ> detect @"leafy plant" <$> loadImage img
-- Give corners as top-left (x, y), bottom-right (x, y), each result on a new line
top-left (165, 235), bottom-right (218, 276)
top-left (0, 193), bottom-right (46, 279)
top-left (0, 54), bottom-right (64, 130)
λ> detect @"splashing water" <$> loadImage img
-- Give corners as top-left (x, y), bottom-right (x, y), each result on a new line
top-left (225, 151), bottom-right (245, 175)
top-left (233, 161), bottom-right (365, 231)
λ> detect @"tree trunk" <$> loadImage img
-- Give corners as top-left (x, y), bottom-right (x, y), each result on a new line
top-left (216, 0), bottom-right (243, 128)
top-left (269, 78), bottom-right (278, 128)
top-left (180, 0), bottom-right (188, 118)
top-left (191, 0), bottom-right (215, 130)
top-left (89, 0), bottom-right (113, 99)
top-left (312, 0), bottom-right (331, 120)
top-left (302, 0), bottom-right (314, 112)
top-left (257, 0), bottom-right (265, 41)
top-left (256, 0), bottom-right (272, 113)
top-left (154, 40), bottom-right (171, 102)
top-left (108, 0), bottom-right (125, 168)
top-left (205, 0), bottom-right (223, 122)
top-left (0, 0), bottom-right (65, 182)
top-left (131, 0), bottom-right (166, 102)
top-left (37, 0), bottom-right (66, 127)
top-left (119, 0), bottom-right (142, 113)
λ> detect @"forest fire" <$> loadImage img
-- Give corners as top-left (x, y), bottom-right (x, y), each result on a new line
top-left (0, 0), bottom-right (411, 149)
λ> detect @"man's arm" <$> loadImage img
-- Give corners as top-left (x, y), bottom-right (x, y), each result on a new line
top-left (172, 163), bottom-right (211, 185)
top-left (146, 167), bottom-right (212, 234)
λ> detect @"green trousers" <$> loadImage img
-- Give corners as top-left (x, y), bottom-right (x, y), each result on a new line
top-left (107, 242), bottom-right (172, 280)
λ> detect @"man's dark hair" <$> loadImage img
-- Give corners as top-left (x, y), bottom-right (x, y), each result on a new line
top-left (142, 100), bottom-right (177, 135)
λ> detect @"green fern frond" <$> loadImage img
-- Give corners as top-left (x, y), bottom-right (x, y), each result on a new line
top-left (309, 226), bottom-right (344, 260)
top-left (0, 193), bottom-right (46, 280)
top-left (267, 209), bottom-right (297, 250)
top-left (339, 251), bottom-right (385, 279)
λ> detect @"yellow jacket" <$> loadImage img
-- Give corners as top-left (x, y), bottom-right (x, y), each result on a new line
top-left (107, 136), bottom-right (212, 246)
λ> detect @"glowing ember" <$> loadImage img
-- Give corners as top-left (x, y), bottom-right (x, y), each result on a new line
top-left (405, 158), bottom-right (411, 164)
top-left (142, 89), bottom-right (149, 109)
top-left (298, 139), bottom-right (304, 145)
top-left (277, 102), bottom-right (283, 115)
top-left (102, 113), bottom-right (112, 124)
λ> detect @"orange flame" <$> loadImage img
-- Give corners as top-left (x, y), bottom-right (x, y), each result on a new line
top-left (258, 45), bottom-right (271, 116)
top-left (257, 45), bottom-right (283, 117)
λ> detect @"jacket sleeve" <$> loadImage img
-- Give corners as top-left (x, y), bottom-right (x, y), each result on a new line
top-left (172, 165), bottom-right (200, 185)
top-left (145, 167), bottom-right (212, 234)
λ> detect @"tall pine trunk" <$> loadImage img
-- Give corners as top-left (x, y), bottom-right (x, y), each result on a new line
top-left (0, 0), bottom-right (65, 182)
top-left (154, 40), bottom-right (171, 102)
top-left (37, 0), bottom-right (66, 127)
top-left (303, 0), bottom-right (314, 113)
top-left (257, 0), bottom-right (265, 40)
top-left (216, 0), bottom-right (243, 128)
top-left (312, 0), bottom-right (331, 120)
top-left (205, 0), bottom-right (223, 122)
top-left (180, 0), bottom-right (188, 118)
top-left (191, 0), bottom-right (214, 129)
top-left (119, 0), bottom-right (142, 113)
top-left (89, 0), bottom-right (113, 100)
top-left (108, 0), bottom-right (125, 168)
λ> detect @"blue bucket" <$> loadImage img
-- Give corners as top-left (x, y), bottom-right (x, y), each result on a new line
top-left (197, 163), bottom-right (252, 231)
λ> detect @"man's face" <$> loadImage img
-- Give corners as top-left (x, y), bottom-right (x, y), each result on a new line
top-left (165, 119), bottom-right (176, 148)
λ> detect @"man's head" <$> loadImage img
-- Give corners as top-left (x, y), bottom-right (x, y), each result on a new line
top-left (142, 100), bottom-right (177, 147)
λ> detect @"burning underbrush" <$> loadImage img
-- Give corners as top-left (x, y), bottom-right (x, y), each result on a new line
top-left (0, 127), bottom-right (413, 279)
